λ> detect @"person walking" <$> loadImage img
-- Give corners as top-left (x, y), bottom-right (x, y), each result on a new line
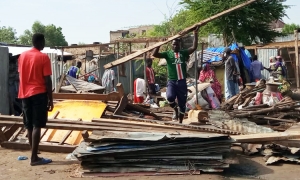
top-left (152, 26), bottom-right (199, 123)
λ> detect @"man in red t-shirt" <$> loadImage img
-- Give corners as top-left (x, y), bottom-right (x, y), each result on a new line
top-left (146, 58), bottom-right (156, 95)
top-left (18, 33), bottom-right (53, 166)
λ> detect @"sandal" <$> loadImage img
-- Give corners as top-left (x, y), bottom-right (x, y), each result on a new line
top-left (30, 158), bottom-right (52, 166)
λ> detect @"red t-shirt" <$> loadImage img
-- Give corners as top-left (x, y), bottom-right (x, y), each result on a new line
top-left (146, 67), bottom-right (155, 84)
top-left (18, 48), bottom-right (52, 99)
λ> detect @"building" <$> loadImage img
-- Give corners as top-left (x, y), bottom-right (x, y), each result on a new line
top-left (110, 25), bottom-right (154, 42)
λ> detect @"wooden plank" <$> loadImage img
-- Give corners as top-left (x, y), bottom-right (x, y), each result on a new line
top-left (232, 132), bottom-right (300, 143)
top-left (103, 0), bottom-right (257, 69)
top-left (3, 124), bottom-right (20, 140)
top-left (1, 141), bottom-right (75, 153)
top-left (8, 127), bottom-right (23, 142)
top-left (116, 83), bottom-right (124, 98)
top-left (58, 118), bottom-right (82, 145)
top-left (53, 92), bottom-right (120, 101)
top-left (114, 96), bottom-right (128, 115)
top-left (56, 73), bottom-right (65, 93)
top-left (126, 103), bottom-right (160, 120)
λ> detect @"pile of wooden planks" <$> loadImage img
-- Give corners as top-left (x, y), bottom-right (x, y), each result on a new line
top-left (229, 97), bottom-right (300, 126)
top-left (221, 81), bottom-right (266, 110)
top-left (73, 131), bottom-right (234, 177)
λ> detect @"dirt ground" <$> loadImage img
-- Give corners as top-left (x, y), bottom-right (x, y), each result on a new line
top-left (1, 148), bottom-right (300, 180)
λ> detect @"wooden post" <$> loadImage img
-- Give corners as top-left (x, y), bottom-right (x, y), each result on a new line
top-left (116, 83), bottom-right (124, 98)
top-left (117, 42), bottom-right (120, 83)
top-left (295, 30), bottom-right (299, 89)
top-left (129, 43), bottom-right (133, 98)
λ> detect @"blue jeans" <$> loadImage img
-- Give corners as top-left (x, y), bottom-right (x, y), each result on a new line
top-left (226, 80), bottom-right (238, 99)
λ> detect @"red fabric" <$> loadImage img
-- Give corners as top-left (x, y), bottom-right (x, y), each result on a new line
top-left (18, 48), bottom-right (52, 98)
top-left (146, 67), bottom-right (155, 84)
top-left (199, 64), bottom-right (222, 100)
top-left (133, 79), bottom-right (144, 103)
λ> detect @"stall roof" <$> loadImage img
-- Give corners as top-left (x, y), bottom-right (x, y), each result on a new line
top-left (245, 40), bottom-right (300, 49)
top-left (0, 46), bottom-right (73, 56)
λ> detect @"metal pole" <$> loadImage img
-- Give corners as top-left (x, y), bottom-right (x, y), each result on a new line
top-left (295, 30), bottom-right (299, 89)
top-left (129, 43), bottom-right (133, 97)
top-left (98, 46), bottom-right (102, 80)
top-left (143, 44), bottom-right (147, 96)
top-left (60, 48), bottom-right (64, 77)
top-left (200, 43), bottom-right (204, 71)
top-left (194, 50), bottom-right (198, 105)
top-left (117, 42), bottom-right (120, 83)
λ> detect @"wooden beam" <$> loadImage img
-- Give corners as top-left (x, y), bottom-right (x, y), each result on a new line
top-left (1, 141), bottom-right (75, 153)
top-left (8, 127), bottom-right (23, 142)
top-left (112, 37), bottom-right (169, 43)
top-left (58, 118), bottom-right (82, 145)
top-left (295, 30), bottom-right (299, 89)
top-left (116, 83), bottom-right (125, 98)
top-left (4, 124), bottom-right (20, 140)
top-left (103, 0), bottom-right (257, 69)
top-left (232, 132), bottom-right (300, 143)
top-left (53, 92), bottom-right (121, 101)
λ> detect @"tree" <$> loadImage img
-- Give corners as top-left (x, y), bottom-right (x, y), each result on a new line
top-left (180, 0), bottom-right (289, 46)
top-left (150, 0), bottom-right (289, 46)
top-left (282, 23), bottom-right (300, 34)
top-left (0, 26), bottom-right (17, 43)
top-left (19, 21), bottom-right (68, 46)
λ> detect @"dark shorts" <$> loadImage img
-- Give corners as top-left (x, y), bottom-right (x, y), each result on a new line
top-left (22, 93), bottom-right (48, 130)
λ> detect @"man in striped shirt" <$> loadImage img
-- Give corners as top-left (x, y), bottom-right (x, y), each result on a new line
top-left (152, 27), bottom-right (199, 123)
top-left (146, 58), bottom-right (156, 95)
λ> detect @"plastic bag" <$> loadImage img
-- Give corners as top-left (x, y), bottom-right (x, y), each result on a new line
top-left (254, 92), bottom-right (263, 105)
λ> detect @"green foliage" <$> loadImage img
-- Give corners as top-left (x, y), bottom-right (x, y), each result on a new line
top-left (0, 26), bottom-right (17, 43)
top-left (149, 0), bottom-right (289, 46)
top-left (180, 0), bottom-right (289, 46)
top-left (282, 23), bottom-right (300, 34)
top-left (19, 21), bottom-right (68, 46)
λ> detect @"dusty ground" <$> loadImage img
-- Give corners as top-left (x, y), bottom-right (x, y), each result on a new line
top-left (1, 148), bottom-right (300, 180)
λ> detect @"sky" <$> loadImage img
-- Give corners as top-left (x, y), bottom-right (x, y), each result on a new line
top-left (0, 0), bottom-right (299, 45)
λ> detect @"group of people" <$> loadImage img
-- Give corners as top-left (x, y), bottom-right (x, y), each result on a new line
top-left (16, 30), bottom-right (289, 167)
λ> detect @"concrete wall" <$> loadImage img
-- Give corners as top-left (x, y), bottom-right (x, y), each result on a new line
top-left (0, 47), bottom-right (9, 115)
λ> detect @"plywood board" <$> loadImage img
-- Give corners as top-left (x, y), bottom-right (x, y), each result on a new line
top-left (42, 100), bottom-right (106, 145)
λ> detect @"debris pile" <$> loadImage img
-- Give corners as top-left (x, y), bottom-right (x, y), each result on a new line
top-left (73, 131), bottom-right (233, 177)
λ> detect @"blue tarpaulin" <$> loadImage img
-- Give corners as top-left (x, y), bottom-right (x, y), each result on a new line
top-left (205, 43), bottom-right (251, 71)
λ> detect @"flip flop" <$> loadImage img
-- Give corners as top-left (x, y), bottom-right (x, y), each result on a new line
top-left (30, 158), bottom-right (52, 166)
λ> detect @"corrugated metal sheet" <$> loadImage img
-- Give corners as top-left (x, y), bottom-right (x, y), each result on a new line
top-left (257, 48), bottom-right (278, 79)
top-left (46, 53), bottom-right (59, 89)
top-left (0, 47), bottom-right (9, 115)
top-left (98, 54), bottom-right (131, 94)
top-left (274, 33), bottom-right (300, 42)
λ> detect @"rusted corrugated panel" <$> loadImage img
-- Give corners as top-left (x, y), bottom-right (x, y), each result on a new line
top-left (257, 48), bottom-right (278, 79)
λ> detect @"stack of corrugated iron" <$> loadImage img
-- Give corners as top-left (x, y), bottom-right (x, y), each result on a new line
top-left (73, 131), bottom-right (234, 177)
